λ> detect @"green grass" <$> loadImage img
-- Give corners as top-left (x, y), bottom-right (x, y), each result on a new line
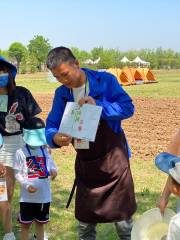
top-left (16, 73), bottom-right (59, 93)
top-left (15, 69), bottom-right (180, 98)
top-left (124, 70), bottom-right (180, 98)
top-left (4, 151), bottom-right (177, 240)
top-left (0, 70), bottom-right (179, 239)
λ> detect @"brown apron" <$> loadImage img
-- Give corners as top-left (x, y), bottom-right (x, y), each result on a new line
top-left (74, 120), bottom-right (137, 223)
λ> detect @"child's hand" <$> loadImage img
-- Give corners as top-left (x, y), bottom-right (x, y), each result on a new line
top-left (0, 164), bottom-right (6, 178)
top-left (157, 176), bottom-right (172, 215)
top-left (27, 185), bottom-right (38, 193)
top-left (157, 197), bottom-right (169, 216)
top-left (50, 169), bottom-right (57, 180)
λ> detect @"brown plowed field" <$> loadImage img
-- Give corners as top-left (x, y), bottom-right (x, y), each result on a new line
top-left (35, 93), bottom-right (180, 161)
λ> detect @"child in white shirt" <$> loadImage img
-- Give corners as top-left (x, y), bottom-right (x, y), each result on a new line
top-left (13, 117), bottom-right (57, 240)
top-left (155, 152), bottom-right (180, 240)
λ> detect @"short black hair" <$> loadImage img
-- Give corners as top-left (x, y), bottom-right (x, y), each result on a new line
top-left (46, 46), bottom-right (76, 69)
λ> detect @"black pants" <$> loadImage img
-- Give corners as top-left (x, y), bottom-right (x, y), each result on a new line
top-left (78, 219), bottom-right (133, 240)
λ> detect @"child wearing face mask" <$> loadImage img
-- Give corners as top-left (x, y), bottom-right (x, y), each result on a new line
top-left (0, 57), bottom-right (42, 240)
top-left (13, 117), bottom-right (57, 240)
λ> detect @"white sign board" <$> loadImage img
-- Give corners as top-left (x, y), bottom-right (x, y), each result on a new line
top-left (59, 102), bottom-right (102, 142)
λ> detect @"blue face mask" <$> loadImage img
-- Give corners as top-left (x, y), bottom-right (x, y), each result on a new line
top-left (0, 73), bottom-right (9, 88)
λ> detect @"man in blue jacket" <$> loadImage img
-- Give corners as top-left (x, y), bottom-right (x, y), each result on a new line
top-left (45, 46), bottom-right (136, 240)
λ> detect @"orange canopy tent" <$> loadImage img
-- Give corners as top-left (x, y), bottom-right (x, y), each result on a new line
top-left (106, 68), bottom-right (122, 82)
top-left (120, 67), bottom-right (136, 85)
top-left (137, 68), bottom-right (157, 83)
top-left (106, 68), bottom-right (156, 86)
top-left (134, 69), bottom-right (144, 84)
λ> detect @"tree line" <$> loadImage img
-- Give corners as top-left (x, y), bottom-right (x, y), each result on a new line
top-left (1, 35), bottom-right (180, 73)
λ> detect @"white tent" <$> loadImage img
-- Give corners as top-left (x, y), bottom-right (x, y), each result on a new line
top-left (93, 57), bottom-right (101, 64)
top-left (84, 59), bottom-right (94, 64)
top-left (121, 56), bottom-right (130, 63)
top-left (84, 57), bottom-right (100, 65)
top-left (132, 56), bottom-right (150, 66)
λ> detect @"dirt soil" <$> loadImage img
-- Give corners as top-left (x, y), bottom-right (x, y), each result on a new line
top-left (35, 94), bottom-right (180, 161)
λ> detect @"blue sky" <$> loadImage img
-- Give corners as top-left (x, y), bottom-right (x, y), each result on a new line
top-left (1, 0), bottom-right (180, 51)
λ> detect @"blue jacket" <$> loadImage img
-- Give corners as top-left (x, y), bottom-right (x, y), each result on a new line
top-left (45, 68), bottom-right (134, 156)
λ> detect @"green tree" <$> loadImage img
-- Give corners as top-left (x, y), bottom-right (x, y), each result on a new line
top-left (19, 52), bottom-right (38, 73)
top-left (71, 47), bottom-right (91, 67)
top-left (90, 47), bottom-right (104, 69)
top-left (0, 49), bottom-right (9, 59)
top-left (91, 47), bottom-right (104, 61)
top-left (8, 42), bottom-right (27, 72)
top-left (28, 35), bottom-right (52, 71)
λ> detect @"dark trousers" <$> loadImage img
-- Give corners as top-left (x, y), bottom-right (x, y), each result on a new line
top-left (78, 219), bottom-right (133, 240)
